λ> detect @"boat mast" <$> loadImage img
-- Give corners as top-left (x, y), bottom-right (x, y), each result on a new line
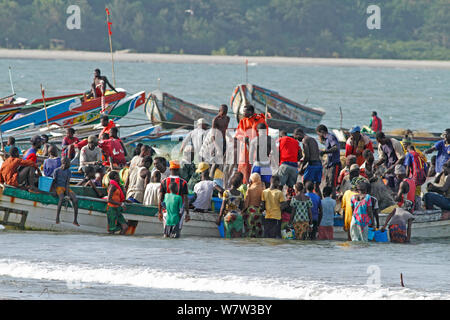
top-left (8, 66), bottom-right (15, 95)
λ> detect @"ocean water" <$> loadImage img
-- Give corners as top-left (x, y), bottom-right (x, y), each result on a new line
top-left (0, 57), bottom-right (449, 300)
top-left (1, 231), bottom-right (449, 300)
top-left (1, 58), bottom-right (449, 132)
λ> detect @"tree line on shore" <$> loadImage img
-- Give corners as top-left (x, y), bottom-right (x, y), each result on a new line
top-left (1, 0), bottom-right (449, 60)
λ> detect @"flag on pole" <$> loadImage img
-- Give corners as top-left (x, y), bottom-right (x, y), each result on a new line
top-left (106, 8), bottom-right (113, 35)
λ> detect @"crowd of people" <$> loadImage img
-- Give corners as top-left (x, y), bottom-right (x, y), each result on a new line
top-left (0, 106), bottom-right (448, 243)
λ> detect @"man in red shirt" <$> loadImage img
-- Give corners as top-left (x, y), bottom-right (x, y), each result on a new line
top-left (276, 131), bottom-right (302, 188)
top-left (369, 111), bottom-right (383, 133)
top-left (345, 126), bottom-right (374, 167)
top-left (23, 136), bottom-right (43, 164)
top-left (235, 105), bottom-right (267, 184)
top-left (62, 128), bottom-right (80, 160)
top-left (98, 132), bottom-right (126, 168)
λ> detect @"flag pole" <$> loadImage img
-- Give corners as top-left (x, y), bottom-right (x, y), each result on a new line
top-left (8, 66), bottom-right (15, 95)
top-left (106, 8), bottom-right (116, 88)
top-left (41, 84), bottom-right (50, 130)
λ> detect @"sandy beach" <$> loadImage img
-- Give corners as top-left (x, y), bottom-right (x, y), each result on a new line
top-left (1, 48), bottom-right (450, 69)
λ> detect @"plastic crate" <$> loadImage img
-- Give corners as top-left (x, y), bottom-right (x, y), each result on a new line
top-left (218, 220), bottom-right (225, 238)
top-left (212, 197), bottom-right (223, 213)
top-left (334, 215), bottom-right (344, 227)
top-left (38, 176), bottom-right (54, 192)
top-left (368, 227), bottom-right (375, 241)
top-left (374, 229), bottom-right (388, 242)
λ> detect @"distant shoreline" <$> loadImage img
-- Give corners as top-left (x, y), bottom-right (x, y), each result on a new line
top-left (1, 49), bottom-right (450, 69)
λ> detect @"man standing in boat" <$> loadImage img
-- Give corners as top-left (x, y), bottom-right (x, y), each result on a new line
top-left (180, 118), bottom-right (209, 165)
top-left (88, 69), bottom-right (118, 99)
top-left (425, 128), bottom-right (450, 174)
top-left (235, 105), bottom-right (267, 184)
top-left (369, 111), bottom-right (383, 133)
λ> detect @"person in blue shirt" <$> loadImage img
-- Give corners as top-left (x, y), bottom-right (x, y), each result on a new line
top-left (43, 146), bottom-right (61, 177)
top-left (425, 129), bottom-right (450, 174)
top-left (305, 181), bottom-right (322, 240)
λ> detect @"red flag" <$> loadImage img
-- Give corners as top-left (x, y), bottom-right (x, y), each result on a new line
top-left (108, 21), bottom-right (113, 36)
top-left (106, 8), bottom-right (110, 16)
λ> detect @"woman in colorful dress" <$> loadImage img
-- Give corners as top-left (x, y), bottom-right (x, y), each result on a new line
top-left (243, 173), bottom-right (265, 238)
top-left (290, 182), bottom-right (313, 240)
top-left (106, 171), bottom-right (128, 235)
top-left (350, 181), bottom-right (374, 242)
top-left (381, 200), bottom-right (415, 243)
top-left (217, 176), bottom-right (244, 238)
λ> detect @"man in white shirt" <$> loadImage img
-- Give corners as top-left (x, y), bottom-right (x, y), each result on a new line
top-left (79, 135), bottom-right (102, 173)
top-left (180, 118), bottom-right (209, 164)
top-left (192, 162), bottom-right (224, 212)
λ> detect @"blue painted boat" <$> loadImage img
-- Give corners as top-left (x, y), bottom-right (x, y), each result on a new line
top-left (0, 90), bottom-right (126, 132)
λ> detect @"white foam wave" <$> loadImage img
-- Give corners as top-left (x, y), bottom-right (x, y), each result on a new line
top-left (0, 259), bottom-right (448, 300)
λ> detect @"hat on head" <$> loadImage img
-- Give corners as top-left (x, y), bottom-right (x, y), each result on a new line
top-left (394, 164), bottom-right (406, 175)
top-left (88, 135), bottom-right (98, 143)
top-left (350, 164), bottom-right (360, 172)
top-left (350, 126), bottom-right (361, 134)
top-left (197, 118), bottom-right (207, 126)
top-left (196, 162), bottom-right (210, 173)
top-left (169, 160), bottom-right (181, 170)
top-left (31, 135), bottom-right (42, 144)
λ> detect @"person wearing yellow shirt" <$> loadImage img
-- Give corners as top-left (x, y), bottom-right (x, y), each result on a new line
top-left (261, 176), bottom-right (288, 239)
top-left (341, 187), bottom-right (358, 241)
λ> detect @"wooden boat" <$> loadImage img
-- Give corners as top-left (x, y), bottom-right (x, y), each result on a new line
top-left (0, 90), bottom-right (126, 132)
top-left (231, 84), bottom-right (325, 132)
top-left (28, 93), bottom-right (84, 109)
top-left (145, 91), bottom-right (217, 129)
top-left (332, 127), bottom-right (442, 152)
top-left (0, 96), bottom-right (28, 116)
top-left (333, 210), bottom-right (450, 240)
top-left (63, 91), bottom-right (146, 127)
top-left (0, 185), bottom-right (220, 237)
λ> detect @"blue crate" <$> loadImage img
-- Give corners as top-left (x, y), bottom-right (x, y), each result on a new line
top-left (212, 197), bottom-right (223, 213)
top-left (334, 215), bottom-right (344, 227)
top-left (38, 176), bottom-right (54, 192)
top-left (368, 227), bottom-right (375, 241)
top-left (374, 229), bottom-right (388, 242)
top-left (218, 220), bottom-right (225, 238)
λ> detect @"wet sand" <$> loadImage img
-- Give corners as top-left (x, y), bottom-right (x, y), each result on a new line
top-left (1, 48), bottom-right (450, 69)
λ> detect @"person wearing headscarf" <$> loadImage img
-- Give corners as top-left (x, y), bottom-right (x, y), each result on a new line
top-left (243, 173), bottom-right (265, 237)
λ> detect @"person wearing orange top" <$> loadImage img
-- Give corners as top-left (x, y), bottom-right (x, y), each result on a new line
top-left (235, 105), bottom-right (268, 184)
top-left (0, 147), bottom-right (39, 189)
top-left (106, 171), bottom-right (128, 235)
top-left (99, 115), bottom-right (116, 139)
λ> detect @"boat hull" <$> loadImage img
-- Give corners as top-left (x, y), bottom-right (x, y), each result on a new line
top-left (145, 92), bottom-right (217, 129)
top-left (231, 84), bottom-right (325, 132)
top-left (333, 210), bottom-right (450, 240)
top-left (0, 186), bottom-right (220, 237)
top-left (0, 91), bottom-right (126, 132)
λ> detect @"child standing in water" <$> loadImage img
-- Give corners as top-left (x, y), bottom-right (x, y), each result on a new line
top-left (350, 181), bottom-right (374, 242)
top-left (163, 182), bottom-right (184, 238)
top-left (289, 182), bottom-right (313, 240)
top-left (106, 171), bottom-right (128, 235)
top-left (53, 158), bottom-right (79, 226)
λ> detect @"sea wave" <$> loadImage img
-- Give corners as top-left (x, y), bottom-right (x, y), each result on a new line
top-left (0, 259), bottom-right (448, 300)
